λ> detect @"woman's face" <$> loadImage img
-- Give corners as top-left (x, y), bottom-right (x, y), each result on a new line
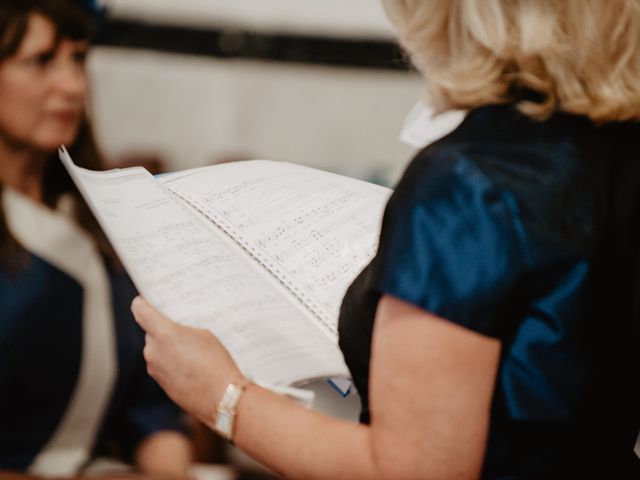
top-left (0, 12), bottom-right (89, 152)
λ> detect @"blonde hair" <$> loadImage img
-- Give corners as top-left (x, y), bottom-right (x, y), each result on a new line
top-left (383, 0), bottom-right (640, 122)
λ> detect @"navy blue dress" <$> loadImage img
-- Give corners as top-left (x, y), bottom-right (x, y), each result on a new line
top-left (339, 103), bottom-right (640, 478)
top-left (0, 251), bottom-right (185, 471)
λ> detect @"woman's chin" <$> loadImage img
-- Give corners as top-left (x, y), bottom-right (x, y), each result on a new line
top-left (32, 128), bottom-right (81, 152)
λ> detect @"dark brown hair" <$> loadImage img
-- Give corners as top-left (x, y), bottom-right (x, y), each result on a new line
top-left (0, 0), bottom-right (116, 271)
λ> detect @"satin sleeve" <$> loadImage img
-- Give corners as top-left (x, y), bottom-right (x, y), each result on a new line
top-left (370, 148), bottom-right (530, 337)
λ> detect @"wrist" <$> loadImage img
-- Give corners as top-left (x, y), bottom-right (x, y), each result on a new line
top-left (198, 366), bottom-right (242, 424)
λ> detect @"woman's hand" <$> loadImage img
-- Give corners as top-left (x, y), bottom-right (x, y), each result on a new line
top-left (131, 296), bottom-right (242, 425)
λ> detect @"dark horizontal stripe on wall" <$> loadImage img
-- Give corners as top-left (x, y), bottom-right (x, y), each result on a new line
top-left (95, 19), bottom-right (412, 71)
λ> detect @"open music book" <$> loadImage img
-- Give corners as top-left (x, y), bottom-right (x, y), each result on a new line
top-left (60, 147), bottom-right (391, 393)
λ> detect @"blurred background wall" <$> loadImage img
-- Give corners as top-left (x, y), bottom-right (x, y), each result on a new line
top-left (88, 0), bottom-right (424, 185)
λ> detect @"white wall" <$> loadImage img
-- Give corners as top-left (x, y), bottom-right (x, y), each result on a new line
top-left (102, 0), bottom-right (396, 39)
top-left (88, 47), bottom-right (424, 185)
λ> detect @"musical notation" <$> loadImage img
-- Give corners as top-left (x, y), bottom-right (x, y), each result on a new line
top-left (165, 161), bottom-right (391, 327)
top-left (70, 165), bottom-right (349, 386)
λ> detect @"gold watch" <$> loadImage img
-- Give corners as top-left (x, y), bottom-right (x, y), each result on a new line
top-left (214, 379), bottom-right (250, 441)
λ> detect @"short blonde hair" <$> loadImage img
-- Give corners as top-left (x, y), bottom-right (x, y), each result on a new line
top-left (383, 0), bottom-right (640, 122)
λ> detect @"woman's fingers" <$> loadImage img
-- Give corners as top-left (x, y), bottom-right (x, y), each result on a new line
top-left (130, 295), bottom-right (243, 420)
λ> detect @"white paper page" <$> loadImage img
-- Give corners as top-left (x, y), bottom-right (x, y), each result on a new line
top-left (60, 152), bottom-right (349, 386)
top-left (163, 160), bottom-right (391, 334)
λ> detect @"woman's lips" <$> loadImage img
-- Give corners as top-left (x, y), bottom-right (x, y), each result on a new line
top-left (49, 110), bottom-right (82, 123)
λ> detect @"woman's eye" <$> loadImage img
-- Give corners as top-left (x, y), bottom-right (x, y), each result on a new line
top-left (73, 50), bottom-right (88, 65)
top-left (27, 52), bottom-right (54, 67)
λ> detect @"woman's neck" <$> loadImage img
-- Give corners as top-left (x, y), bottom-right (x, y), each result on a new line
top-left (0, 140), bottom-right (48, 203)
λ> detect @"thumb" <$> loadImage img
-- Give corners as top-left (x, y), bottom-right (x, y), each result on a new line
top-left (131, 296), bottom-right (174, 335)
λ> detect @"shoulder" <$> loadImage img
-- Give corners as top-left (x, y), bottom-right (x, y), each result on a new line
top-left (371, 106), bottom-right (606, 334)
top-left (394, 104), bottom-right (608, 253)
top-left (402, 103), bottom-right (595, 191)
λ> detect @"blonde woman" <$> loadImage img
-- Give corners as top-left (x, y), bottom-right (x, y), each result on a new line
top-left (133, 1), bottom-right (640, 478)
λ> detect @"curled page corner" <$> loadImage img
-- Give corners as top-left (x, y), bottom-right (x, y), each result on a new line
top-left (59, 145), bottom-right (73, 167)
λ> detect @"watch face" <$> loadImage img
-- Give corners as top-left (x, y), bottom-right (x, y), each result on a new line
top-left (215, 381), bottom-right (249, 440)
top-left (215, 410), bottom-right (234, 439)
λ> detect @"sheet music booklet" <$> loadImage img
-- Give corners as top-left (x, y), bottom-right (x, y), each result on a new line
top-left (60, 147), bottom-right (391, 399)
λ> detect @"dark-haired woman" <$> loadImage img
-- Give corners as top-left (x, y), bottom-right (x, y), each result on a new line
top-left (0, 1), bottom-right (192, 477)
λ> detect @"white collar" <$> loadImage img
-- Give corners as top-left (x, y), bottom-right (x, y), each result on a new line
top-left (399, 102), bottom-right (466, 149)
top-left (2, 188), bottom-right (119, 476)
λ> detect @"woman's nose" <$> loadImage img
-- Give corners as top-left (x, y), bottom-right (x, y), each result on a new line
top-left (53, 59), bottom-right (88, 101)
